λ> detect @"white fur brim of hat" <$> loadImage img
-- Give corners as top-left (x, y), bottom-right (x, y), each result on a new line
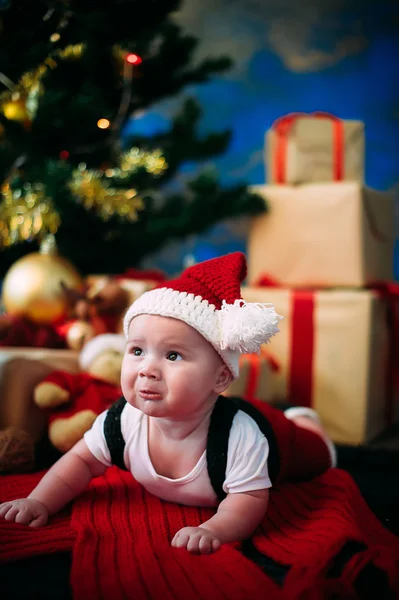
top-left (123, 288), bottom-right (282, 379)
top-left (79, 333), bottom-right (126, 370)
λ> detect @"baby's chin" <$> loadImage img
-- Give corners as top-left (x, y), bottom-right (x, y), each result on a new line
top-left (134, 395), bottom-right (166, 414)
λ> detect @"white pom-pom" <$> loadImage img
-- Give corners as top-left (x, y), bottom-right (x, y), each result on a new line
top-left (219, 299), bottom-right (283, 353)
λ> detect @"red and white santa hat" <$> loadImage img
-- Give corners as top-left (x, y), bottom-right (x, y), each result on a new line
top-left (79, 333), bottom-right (126, 371)
top-left (123, 252), bottom-right (282, 378)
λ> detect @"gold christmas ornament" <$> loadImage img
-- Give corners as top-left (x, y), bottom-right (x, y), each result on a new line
top-left (1, 96), bottom-right (30, 125)
top-left (1, 235), bottom-right (84, 324)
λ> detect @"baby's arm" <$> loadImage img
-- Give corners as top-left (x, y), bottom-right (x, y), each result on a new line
top-left (0, 439), bottom-right (107, 527)
top-left (171, 488), bottom-right (269, 554)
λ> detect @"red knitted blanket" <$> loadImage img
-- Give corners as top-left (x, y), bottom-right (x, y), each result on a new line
top-left (1, 467), bottom-right (398, 599)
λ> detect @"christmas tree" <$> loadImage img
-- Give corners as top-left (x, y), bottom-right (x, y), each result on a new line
top-left (0, 0), bottom-right (264, 276)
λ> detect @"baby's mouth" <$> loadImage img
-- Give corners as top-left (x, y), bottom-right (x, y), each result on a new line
top-left (138, 390), bottom-right (162, 400)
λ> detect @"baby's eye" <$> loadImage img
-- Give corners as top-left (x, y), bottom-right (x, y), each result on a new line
top-left (132, 347), bottom-right (142, 356)
top-left (167, 351), bottom-right (182, 362)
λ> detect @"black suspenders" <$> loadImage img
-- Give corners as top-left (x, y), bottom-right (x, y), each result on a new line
top-left (103, 395), bottom-right (281, 498)
top-left (207, 396), bottom-right (280, 501)
top-left (104, 396), bottom-right (128, 471)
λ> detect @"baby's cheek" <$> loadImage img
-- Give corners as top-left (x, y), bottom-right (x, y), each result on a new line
top-left (120, 370), bottom-right (132, 397)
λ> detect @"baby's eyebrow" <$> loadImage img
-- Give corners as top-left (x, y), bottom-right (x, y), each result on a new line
top-left (164, 339), bottom-right (196, 352)
top-left (164, 342), bottom-right (189, 350)
top-left (126, 338), bottom-right (189, 349)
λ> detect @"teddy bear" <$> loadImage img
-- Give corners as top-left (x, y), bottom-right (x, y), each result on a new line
top-left (33, 333), bottom-right (126, 454)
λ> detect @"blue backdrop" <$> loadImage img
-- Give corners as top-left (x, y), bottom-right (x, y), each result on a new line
top-left (124, 0), bottom-right (399, 276)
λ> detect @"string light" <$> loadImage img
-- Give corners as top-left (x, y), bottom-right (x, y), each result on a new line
top-left (97, 118), bottom-right (110, 129)
top-left (126, 53), bottom-right (142, 65)
top-left (59, 150), bottom-right (69, 160)
top-left (50, 33), bottom-right (61, 42)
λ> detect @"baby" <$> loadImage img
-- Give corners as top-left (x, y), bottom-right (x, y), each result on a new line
top-left (0, 253), bottom-right (335, 554)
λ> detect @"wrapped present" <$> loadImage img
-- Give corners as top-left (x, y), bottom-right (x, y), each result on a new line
top-left (225, 349), bottom-right (279, 403)
top-left (0, 348), bottom-right (79, 442)
top-left (266, 112), bottom-right (364, 184)
top-left (242, 286), bottom-right (398, 445)
top-left (248, 183), bottom-right (394, 288)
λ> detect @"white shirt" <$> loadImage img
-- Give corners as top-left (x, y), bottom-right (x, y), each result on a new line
top-left (84, 403), bottom-right (271, 507)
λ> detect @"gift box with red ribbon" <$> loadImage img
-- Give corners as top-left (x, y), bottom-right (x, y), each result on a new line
top-left (266, 112), bottom-right (364, 185)
top-left (242, 285), bottom-right (399, 445)
top-left (224, 349), bottom-right (280, 404)
top-left (248, 182), bottom-right (394, 288)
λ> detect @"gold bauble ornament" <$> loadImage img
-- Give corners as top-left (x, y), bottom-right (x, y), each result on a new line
top-left (1, 96), bottom-right (31, 127)
top-left (2, 235), bottom-right (84, 324)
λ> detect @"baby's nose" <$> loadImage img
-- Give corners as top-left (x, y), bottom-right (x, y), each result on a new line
top-left (139, 360), bottom-right (160, 379)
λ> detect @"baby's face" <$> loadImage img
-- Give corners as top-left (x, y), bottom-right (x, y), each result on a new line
top-left (121, 314), bottom-right (231, 420)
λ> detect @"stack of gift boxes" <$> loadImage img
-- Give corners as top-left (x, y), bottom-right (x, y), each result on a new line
top-left (239, 112), bottom-right (397, 446)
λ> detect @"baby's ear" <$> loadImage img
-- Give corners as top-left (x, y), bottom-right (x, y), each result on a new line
top-left (214, 364), bottom-right (233, 394)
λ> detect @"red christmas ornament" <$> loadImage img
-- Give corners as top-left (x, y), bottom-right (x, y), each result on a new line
top-left (60, 150), bottom-right (69, 160)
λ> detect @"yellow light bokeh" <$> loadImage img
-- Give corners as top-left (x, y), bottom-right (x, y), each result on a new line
top-left (97, 118), bottom-right (110, 129)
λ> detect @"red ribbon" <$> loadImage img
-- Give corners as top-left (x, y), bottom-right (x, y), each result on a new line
top-left (254, 276), bottom-right (316, 406)
top-left (242, 354), bottom-right (261, 402)
top-left (288, 291), bottom-right (315, 408)
top-left (242, 349), bottom-right (280, 403)
top-left (272, 111), bottom-right (345, 183)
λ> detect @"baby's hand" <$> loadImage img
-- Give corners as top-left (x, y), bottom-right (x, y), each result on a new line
top-left (0, 498), bottom-right (49, 527)
top-left (171, 526), bottom-right (221, 554)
